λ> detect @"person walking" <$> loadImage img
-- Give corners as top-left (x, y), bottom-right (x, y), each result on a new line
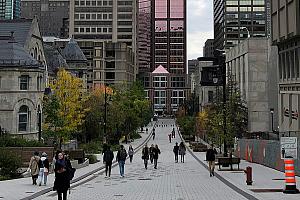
top-left (206, 145), bottom-right (218, 177)
top-left (149, 144), bottom-right (155, 164)
top-left (116, 145), bottom-right (127, 177)
top-left (142, 144), bottom-right (149, 169)
top-left (152, 129), bottom-right (155, 140)
top-left (173, 142), bottom-right (179, 163)
top-left (128, 145), bottom-right (134, 163)
top-left (28, 151), bottom-right (40, 185)
top-left (168, 134), bottom-right (172, 143)
top-left (53, 151), bottom-right (72, 200)
top-left (103, 146), bottom-right (114, 177)
top-left (153, 144), bottom-right (161, 169)
top-left (179, 142), bottom-right (186, 163)
top-left (38, 152), bottom-right (49, 186)
top-left (172, 128), bottom-right (176, 138)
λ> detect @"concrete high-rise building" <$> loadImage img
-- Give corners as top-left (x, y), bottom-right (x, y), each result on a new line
top-left (0, 0), bottom-right (20, 19)
top-left (203, 39), bottom-right (214, 57)
top-left (271, 0), bottom-right (300, 134)
top-left (21, 0), bottom-right (69, 37)
top-left (214, 0), bottom-right (269, 50)
top-left (67, 0), bottom-right (138, 88)
top-left (142, 0), bottom-right (189, 115)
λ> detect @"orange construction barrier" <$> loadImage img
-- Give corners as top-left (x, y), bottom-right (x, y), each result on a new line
top-left (283, 157), bottom-right (299, 194)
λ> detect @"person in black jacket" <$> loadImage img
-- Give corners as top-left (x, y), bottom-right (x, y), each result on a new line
top-left (38, 152), bottom-right (50, 186)
top-left (173, 142), bottom-right (179, 163)
top-left (116, 145), bottom-right (127, 177)
top-left (103, 146), bottom-right (114, 177)
top-left (206, 145), bottom-right (218, 177)
top-left (153, 144), bottom-right (161, 169)
top-left (142, 144), bottom-right (149, 169)
top-left (53, 151), bottom-right (72, 200)
top-left (149, 144), bottom-right (155, 164)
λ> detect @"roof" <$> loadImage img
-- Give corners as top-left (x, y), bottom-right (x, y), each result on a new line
top-left (152, 65), bottom-right (169, 74)
top-left (0, 19), bottom-right (33, 46)
top-left (44, 44), bottom-right (68, 74)
top-left (0, 37), bottom-right (40, 67)
top-left (62, 38), bottom-right (87, 62)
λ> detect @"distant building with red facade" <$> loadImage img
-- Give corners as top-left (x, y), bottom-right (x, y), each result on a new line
top-left (139, 0), bottom-right (189, 115)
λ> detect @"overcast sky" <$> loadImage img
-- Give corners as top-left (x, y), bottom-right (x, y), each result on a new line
top-left (187, 0), bottom-right (213, 59)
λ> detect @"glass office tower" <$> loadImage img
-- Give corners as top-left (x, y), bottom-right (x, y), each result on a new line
top-left (0, 0), bottom-right (20, 19)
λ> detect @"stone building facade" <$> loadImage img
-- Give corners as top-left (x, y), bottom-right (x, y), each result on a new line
top-left (226, 37), bottom-right (278, 133)
top-left (0, 35), bottom-right (45, 139)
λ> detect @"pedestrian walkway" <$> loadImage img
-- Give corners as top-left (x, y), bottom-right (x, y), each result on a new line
top-left (192, 151), bottom-right (300, 200)
top-left (35, 119), bottom-right (249, 200)
top-left (0, 122), bottom-right (155, 200)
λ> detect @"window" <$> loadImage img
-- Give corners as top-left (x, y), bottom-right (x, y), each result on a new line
top-left (86, 14), bottom-right (90, 19)
top-left (18, 105), bottom-right (29, 132)
top-left (208, 91), bottom-right (214, 102)
top-left (91, 27), bottom-right (96, 32)
top-left (106, 61), bottom-right (115, 69)
top-left (20, 75), bottom-right (29, 90)
top-left (86, 1), bottom-right (90, 6)
top-left (106, 72), bottom-right (115, 80)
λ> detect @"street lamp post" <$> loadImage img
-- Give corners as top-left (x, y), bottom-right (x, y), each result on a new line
top-left (104, 84), bottom-right (107, 142)
top-left (37, 105), bottom-right (42, 142)
top-left (270, 108), bottom-right (274, 132)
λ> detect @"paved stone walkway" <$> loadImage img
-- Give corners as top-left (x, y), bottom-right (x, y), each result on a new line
top-left (36, 119), bottom-right (248, 200)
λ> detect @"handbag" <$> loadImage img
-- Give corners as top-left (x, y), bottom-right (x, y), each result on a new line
top-left (44, 167), bottom-right (49, 175)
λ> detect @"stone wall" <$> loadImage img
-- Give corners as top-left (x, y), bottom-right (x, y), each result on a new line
top-left (235, 139), bottom-right (300, 176)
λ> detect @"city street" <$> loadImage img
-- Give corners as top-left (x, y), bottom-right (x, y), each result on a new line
top-left (36, 119), bottom-right (249, 200)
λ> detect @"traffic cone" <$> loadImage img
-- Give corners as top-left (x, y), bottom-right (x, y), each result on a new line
top-left (283, 158), bottom-right (299, 194)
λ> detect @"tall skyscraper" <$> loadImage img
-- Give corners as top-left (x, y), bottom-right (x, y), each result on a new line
top-left (203, 39), bottom-right (214, 57)
top-left (138, 0), bottom-right (152, 73)
top-left (214, 0), bottom-right (269, 50)
top-left (141, 0), bottom-right (189, 115)
top-left (68, 0), bottom-right (137, 88)
top-left (153, 0), bottom-right (186, 74)
top-left (0, 0), bottom-right (20, 19)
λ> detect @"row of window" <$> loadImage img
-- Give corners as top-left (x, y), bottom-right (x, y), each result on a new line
top-left (75, 0), bottom-right (112, 6)
top-left (0, 75), bottom-right (44, 91)
top-left (75, 13), bottom-right (112, 20)
top-left (74, 27), bottom-right (112, 33)
top-left (279, 47), bottom-right (300, 80)
top-left (226, 6), bottom-right (265, 12)
top-left (226, 0), bottom-right (265, 6)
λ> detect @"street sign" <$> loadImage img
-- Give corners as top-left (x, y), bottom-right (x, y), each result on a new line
top-left (280, 137), bottom-right (298, 159)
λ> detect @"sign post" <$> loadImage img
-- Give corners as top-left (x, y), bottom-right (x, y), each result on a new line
top-left (280, 137), bottom-right (298, 159)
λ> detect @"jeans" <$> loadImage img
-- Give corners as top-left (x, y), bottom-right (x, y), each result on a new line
top-left (129, 155), bottom-right (133, 163)
top-left (118, 160), bottom-right (125, 176)
top-left (38, 168), bottom-right (48, 185)
top-left (180, 154), bottom-right (185, 163)
top-left (57, 191), bottom-right (67, 200)
top-left (175, 154), bottom-right (178, 162)
top-left (144, 159), bottom-right (148, 169)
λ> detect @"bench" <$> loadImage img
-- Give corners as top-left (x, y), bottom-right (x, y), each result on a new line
top-left (217, 157), bottom-right (240, 170)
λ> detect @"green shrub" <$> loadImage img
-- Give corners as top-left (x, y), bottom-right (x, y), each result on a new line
top-left (0, 136), bottom-right (45, 147)
top-left (80, 141), bottom-right (102, 154)
top-left (130, 131), bottom-right (142, 140)
top-left (0, 150), bottom-right (22, 179)
top-left (86, 154), bottom-right (98, 164)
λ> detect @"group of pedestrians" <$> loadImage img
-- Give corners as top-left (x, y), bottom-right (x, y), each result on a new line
top-left (142, 144), bottom-right (161, 169)
top-left (28, 150), bottom-right (75, 200)
top-left (28, 151), bottom-right (49, 186)
top-left (173, 142), bottom-right (186, 163)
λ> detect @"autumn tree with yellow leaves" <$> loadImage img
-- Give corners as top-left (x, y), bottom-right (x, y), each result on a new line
top-left (43, 69), bottom-right (87, 148)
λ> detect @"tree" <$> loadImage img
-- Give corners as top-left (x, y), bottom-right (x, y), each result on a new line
top-left (43, 69), bottom-right (87, 147)
top-left (207, 74), bottom-right (248, 147)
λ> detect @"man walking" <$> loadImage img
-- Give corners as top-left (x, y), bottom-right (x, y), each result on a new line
top-left (153, 144), bottom-right (161, 169)
top-left (149, 144), bottom-right (155, 164)
top-left (172, 128), bottom-right (175, 138)
top-left (116, 145), bottom-right (127, 177)
top-left (168, 134), bottom-right (172, 143)
top-left (206, 144), bottom-right (218, 177)
top-left (142, 144), bottom-right (149, 169)
top-left (173, 142), bottom-right (179, 163)
top-left (103, 145), bottom-right (114, 177)
top-left (152, 129), bottom-right (155, 140)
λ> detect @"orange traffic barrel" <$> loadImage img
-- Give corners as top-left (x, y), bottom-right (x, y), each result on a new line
top-left (283, 157), bottom-right (299, 194)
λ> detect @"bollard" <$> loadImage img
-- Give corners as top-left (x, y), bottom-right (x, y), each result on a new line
top-left (283, 158), bottom-right (299, 194)
top-left (244, 166), bottom-right (252, 185)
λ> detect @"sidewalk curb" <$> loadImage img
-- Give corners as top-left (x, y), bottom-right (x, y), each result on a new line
top-left (20, 122), bottom-right (157, 200)
top-left (175, 125), bottom-right (260, 200)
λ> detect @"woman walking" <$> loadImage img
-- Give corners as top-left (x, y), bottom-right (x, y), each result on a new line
top-left (28, 151), bottom-right (40, 185)
top-left (179, 142), bottom-right (186, 163)
top-left (38, 152), bottom-right (49, 186)
top-left (153, 144), bottom-right (161, 169)
top-left (128, 145), bottom-right (134, 163)
top-left (142, 144), bottom-right (149, 169)
top-left (103, 146), bottom-right (114, 177)
top-left (53, 151), bottom-right (72, 200)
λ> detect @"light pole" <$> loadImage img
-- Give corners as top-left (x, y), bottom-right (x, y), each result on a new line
top-left (270, 108), bottom-right (274, 132)
top-left (104, 84), bottom-right (107, 142)
top-left (37, 105), bottom-right (42, 142)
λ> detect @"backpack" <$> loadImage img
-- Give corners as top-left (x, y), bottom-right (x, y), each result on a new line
top-left (119, 149), bottom-right (127, 160)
